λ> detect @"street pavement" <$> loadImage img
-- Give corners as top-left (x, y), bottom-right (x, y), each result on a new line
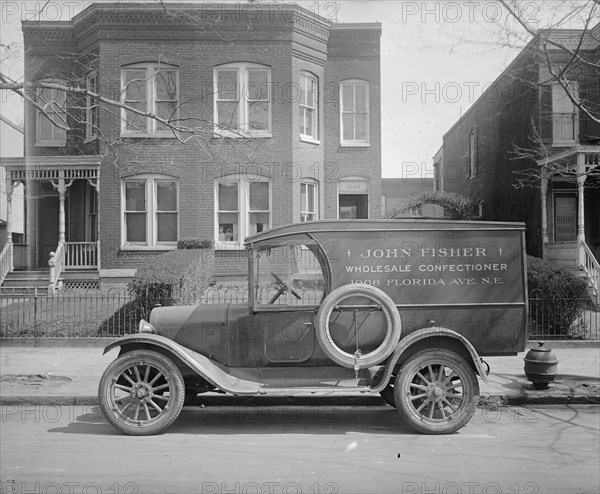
top-left (0, 340), bottom-right (598, 406)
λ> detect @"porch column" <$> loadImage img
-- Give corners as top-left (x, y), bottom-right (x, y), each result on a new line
top-left (576, 154), bottom-right (586, 244)
top-left (576, 153), bottom-right (586, 267)
top-left (4, 178), bottom-right (15, 271)
top-left (57, 178), bottom-right (66, 243)
top-left (540, 168), bottom-right (548, 246)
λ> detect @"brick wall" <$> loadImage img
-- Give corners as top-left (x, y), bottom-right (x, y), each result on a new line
top-left (324, 26), bottom-right (382, 220)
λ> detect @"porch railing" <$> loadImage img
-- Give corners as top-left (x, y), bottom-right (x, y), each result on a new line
top-left (543, 241), bottom-right (578, 267)
top-left (0, 242), bottom-right (12, 286)
top-left (65, 242), bottom-right (99, 270)
top-left (48, 241), bottom-right (65, 293)
top-left (582, 241), bottom-right (599, 302)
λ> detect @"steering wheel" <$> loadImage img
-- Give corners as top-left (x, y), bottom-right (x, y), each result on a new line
top-left (269, 272), bottom-right (302, 304)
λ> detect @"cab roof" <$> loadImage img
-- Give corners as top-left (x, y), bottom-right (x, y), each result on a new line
top-left (244, 219), bottom-right (526, 246)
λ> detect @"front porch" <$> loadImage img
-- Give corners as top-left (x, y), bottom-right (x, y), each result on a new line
top-left (0, 156), bottom-right (101, 292)
top-left (539, 146), bottom-right (600, 302)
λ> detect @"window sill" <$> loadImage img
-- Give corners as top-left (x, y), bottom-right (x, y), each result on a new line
top-left (215, 242), bottom-right (245, 251)
top-left (214, 131), bottom-right (272, 139)
top-left (35, 141), bottom-right (65, 147)
top-left (120, 132), bottom-right (178, 139)
top-left (300, 135), bottom-right (320, 145)
top-left (120, 244), bottom-right (177, 251)
top-left (551, 141), bottom-right (577, 147)
top-left (340, 142), bottom-right (370, 148)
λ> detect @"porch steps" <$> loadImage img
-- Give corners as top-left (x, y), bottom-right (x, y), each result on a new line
top-left (0, 270), bottom-right (50, 295)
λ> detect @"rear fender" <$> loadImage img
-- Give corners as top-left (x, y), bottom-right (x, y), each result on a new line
top-left (371, 327), bottom-right (489, 392)
top-left (103, 334), bottom-right (262, 395)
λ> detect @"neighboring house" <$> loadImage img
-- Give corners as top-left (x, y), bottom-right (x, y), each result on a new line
top-left (0, 3), bottom-right (382, 288)
top-left (381, 177), bottom-right (436, 218)
top-left (0, 116), bottom-right (25, 276)
top-left (439, 22), bottom-right (599, 300)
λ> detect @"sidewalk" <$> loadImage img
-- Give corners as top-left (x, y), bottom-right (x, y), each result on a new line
top-left (0, 341), bottom-right (599, 406)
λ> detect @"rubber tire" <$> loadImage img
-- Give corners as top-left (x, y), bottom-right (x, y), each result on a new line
top-left (394, 349), bottom-right (479, 435)
top-left (316, 284), bottom-right (401, 369)
top-left (99, 350), bottom-right (185, 436)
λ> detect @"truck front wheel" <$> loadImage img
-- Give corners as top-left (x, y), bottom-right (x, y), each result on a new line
top-left (394, 349), bottom-right (479, 434)
top-left (99, 350), bottom-right (185, 435)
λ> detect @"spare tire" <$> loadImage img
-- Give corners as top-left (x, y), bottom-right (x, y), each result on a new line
top-left (316, 284), bottom-right (401, 369)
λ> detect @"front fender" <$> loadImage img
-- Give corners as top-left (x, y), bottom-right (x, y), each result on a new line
top-left (371, 327), bottom-right (489, 392)
top-left (103, 334), bottom-right (262, 395)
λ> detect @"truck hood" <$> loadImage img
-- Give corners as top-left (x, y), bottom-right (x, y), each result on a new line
top-left (149, 303), bottom-right (249, 360)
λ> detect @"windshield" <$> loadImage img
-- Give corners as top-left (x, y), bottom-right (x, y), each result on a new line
top-left (252, 237), bottom-right (328, 308)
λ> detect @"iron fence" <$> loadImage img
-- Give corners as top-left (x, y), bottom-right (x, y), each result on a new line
top-left (527, 296), bottom-right (599, 340)
top-left (1, 289), bottom-right (598, 340)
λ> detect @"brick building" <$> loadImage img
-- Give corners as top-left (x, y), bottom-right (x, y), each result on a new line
top-left (0, 2), bottom-right (381, 288)
top-left (438, 22), bottom-right (599, 299)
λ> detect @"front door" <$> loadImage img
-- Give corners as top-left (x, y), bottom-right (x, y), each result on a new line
top-left (554, 194), bottom-right (577, 242)
top-left (37, 196), bottom-right (59, 268)
top-left (339, 194), bottom-right (368, 219)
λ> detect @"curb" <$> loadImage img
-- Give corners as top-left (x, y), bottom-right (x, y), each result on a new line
top-left (1, 393), bottom-right (599, 407)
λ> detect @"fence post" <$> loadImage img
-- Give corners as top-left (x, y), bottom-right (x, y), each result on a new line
top-left (33, 286), bottom-right (39, 336)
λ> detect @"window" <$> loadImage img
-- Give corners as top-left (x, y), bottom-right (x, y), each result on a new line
top-left (468, 128), bottom-right (478, 179)
top-left (254, 241), bottom-right (325, 307)
top-left (541, 83), bottom-right (579, 145)
top-left (300, 73), bottom-right (318, 141)
top-left (121, 63), bottom-right (178, 136)
top-left (215, 175), bottom-right (271, 246)
top-left (122, 175), bottom-right (178, 248)
top-left (85, 72), bottom-right (98, 141)
top-left (300, 181), bottom-right (318, 221)
top-left (215, 63), bottom-right (271, 137)
top-left (340, 80), bottom-right (369, 146)
top-left (36, 82), bottom-right (67, 146)
top-left (85, 182), bottom-right (98, 242)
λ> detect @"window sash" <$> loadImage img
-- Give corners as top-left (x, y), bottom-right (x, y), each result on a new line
top-left (468, 129), bottom-right (478, 178)
top-left (215, 178), bottom-right (271, 245)
top-left (123, 177), bottom-right (178, 247)
top-left (300, 74), bottom-right (317, 139)
top-left (36, 86), bottom-right (67, 145)
top-left (86, 73), bottom-right (98, 140)
top-left (300, 182), bottom-right (317, 221)
top-left (214, 64), bottom-right (271, 136)
top-left (340, 82), bottom-right (369, 144)
top-left (122, 65), bottom-right (179, 135)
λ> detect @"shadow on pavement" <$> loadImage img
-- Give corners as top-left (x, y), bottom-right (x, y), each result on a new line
top-left (47, 405), bottom-right (416, 436)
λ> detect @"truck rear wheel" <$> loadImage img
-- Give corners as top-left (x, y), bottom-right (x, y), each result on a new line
top-left (99, 350), bottom-right (185, 435)
top-left (394, 349), bottom-right (479, 434)
top-left (316, 284), bottom-right (401, 369)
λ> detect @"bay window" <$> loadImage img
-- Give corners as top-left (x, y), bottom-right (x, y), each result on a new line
top-left (300, 72), bottom-right (318, 141)
top-left (300, 181), bottom-right (318, 221)
top-left (122, 175), bottom-right (179, 248)
top-left (85, 72), bottom-right (98, 141)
